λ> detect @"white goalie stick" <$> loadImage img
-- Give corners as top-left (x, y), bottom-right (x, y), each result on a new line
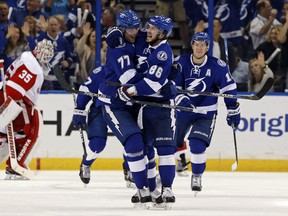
top-left (54, 66), bottom-right (206, 113)
top-left (0, 60), bottom-right (33, 179)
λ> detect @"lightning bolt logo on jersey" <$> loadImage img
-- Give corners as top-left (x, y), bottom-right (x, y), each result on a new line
top-left (175, 54), bottom-right (237, 116)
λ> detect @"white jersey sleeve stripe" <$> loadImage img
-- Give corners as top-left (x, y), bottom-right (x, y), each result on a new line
top-left (143, 77), bottom-right (162, 93)
top-left (119, 69), bottom-right (137, 84)
top-left (219, 83), bottom-right (237, 93)
top-left (7, 81), bottom-right (26, 96)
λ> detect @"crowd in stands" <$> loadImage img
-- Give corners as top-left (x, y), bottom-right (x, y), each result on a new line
top-left (1, 0), bottom-right (288, 92)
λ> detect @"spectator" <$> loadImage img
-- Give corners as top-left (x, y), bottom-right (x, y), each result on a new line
top-left (101, 7), bottom-right (117, 36)
top-left (10, 0), bottom-right (47, 27)
top-left (232, 49), bottom-right (249, 92)
top-left (33, 16), bottom-right (73, 90)
top-left (22, 16), bottom-right (41, 39)
top-left (75, 22), bottom-right (96, 84)
top-left (155, 0), bottom-right (190, 53)
top-left (248, 52), bottom-right (274, 92)
top-left (214, 0), bottom-right (244, 50)
top-left (280, 0), bottom-right (288, 23)
top-left (277, 5), bottom-right (288, 90)
top-left (256, 25), bottom-right (287, 91)
top-left (0, 24), bottom-right (29, 71)
top-left (44, 0), bottom-right (75, 19)
top-left (0, 1), bottom-right (13, 31)
top-left (249, 0), bottom-right (281, 50)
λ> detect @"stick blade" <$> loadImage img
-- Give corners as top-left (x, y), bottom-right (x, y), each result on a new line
top-left (254, 78), bottom-right (274, 100)
top-left (54, 66), bottom-right (77, 93)
top-left (231, 162), bottom-right (238, 171)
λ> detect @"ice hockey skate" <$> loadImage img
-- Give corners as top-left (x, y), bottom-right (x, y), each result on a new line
top-left (150, 188), bottom-right (164, 208)
top-left (176, 153), bottom-right (189, 177)
top-left (191, 174), bottom-right (202, 196)
top-left (123, 167), bottom-right (135, 189)
top-left (4, 166), bottom-right (29, 180)
top-left (162, 187), bottom-right (175, 210)
top-left (131, 187), bottom-right (152, 209)
top-left (79, 164), bottom-right (91, 186)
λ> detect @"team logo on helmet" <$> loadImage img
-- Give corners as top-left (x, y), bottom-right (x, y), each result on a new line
top-left (157, 51), bottom-right (168, 61)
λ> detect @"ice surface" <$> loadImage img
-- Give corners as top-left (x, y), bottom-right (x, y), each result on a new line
top-left (0, 171), bottom-right (287, 216)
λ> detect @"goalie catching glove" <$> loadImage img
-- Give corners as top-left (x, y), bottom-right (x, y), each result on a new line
top-left (73, 109), bottom-right (87, 129)
top-left (226, 102), bottom-right (240, 127)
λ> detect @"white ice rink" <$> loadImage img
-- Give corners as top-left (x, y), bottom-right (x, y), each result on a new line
top-left (0, 171), bottom-right (287, 216)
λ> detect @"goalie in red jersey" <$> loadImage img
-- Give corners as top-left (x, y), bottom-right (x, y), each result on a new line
top-left (0, 39), bottom-right (54, 179)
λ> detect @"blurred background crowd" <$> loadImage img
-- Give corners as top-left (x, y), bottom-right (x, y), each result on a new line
top-left (0, 0), bottom-right (288, 92)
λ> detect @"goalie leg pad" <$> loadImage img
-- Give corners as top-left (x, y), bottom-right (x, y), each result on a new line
top-left (17, 108), bottom-right (41, 167)
top-left (0, 136), bottom-right (9, 164)
top-left (0, 97), bottom-right (23, 128)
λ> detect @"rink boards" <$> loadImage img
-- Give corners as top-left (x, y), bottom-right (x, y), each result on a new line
top-left (1, 92), bottom-right (288, 171)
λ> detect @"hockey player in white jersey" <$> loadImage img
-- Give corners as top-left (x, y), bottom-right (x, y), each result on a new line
top-left (174, 32), bottom-right (241, 194)
top-left (0, 39), bottom-right (54, 179)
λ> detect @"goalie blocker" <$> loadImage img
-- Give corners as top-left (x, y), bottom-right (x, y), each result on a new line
top-left (0, 91), bottom-right (42, 170)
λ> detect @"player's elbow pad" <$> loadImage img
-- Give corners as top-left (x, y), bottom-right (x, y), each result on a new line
top-left (6, 86), bottom-right (23, 101)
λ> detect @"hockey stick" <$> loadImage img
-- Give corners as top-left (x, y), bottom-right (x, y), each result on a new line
top-left (224, 38), bottom-right (239, 171)
top-left (72, 93), bottom-right (87, 156)
top-left (231, 125), bottom-right (238, 171)
top-left (0, 60), bottom-right (33, 179)
top-left (105, 77), bottom-right (274, 101)
top-left (54, 66), bottom-right (206, 113)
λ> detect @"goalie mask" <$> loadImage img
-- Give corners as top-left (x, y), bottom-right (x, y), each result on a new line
top-left (33, 39), bottom-right (54, 65)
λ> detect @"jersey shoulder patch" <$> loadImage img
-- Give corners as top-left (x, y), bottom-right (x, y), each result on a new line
top-left (217, 59), bottom-right (227, 67)
top-left (157, 51), bottom-right (168, 61)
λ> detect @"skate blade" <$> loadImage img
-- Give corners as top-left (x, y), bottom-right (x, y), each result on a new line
top-left (152, 202), bottom-right (166, 209)
top-left (126, 181), bottom-right (136, 189)
top-left (133, 202), bottom-right (152, 209)
top-left (4, 174), bottom-right (29, 180)
top-left (177, 170), bottom-right (189, 177)
top-left (164, 203), bottom-right (173, 210)
top-left (194, 191), bottom-right (199, 197)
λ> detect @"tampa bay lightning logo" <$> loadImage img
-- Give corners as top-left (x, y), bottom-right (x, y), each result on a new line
top-left (217, 59), bottom-right (227, 67)
top-left (215, 3), bottom-right (230, 22)
top-left (157, 51), bottom-right (168, 61)
top-left (186, 78), bottom-right (206, 97)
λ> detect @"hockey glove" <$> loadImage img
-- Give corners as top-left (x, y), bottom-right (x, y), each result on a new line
top-left (106, 26), bottom-right (124, 48)
top-left (175, 94), bottom-right (195, 111)
top-left (73, 109), bottom-right (87, 129)
top-left (168, 63), bottom-right (180, 80)
top-left (226, 102), bottom-right (240, 127)
top-left (160, 81), bottom-right (177, 98)
top-left (117, 86), bottom-right (132, 102)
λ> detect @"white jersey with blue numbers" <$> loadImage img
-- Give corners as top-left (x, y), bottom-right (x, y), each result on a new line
top-left (175, 54), bottom-right (238, 116)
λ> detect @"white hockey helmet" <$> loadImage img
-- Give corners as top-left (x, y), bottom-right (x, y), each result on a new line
top-left (33, 39), bottom-right (54, 64)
